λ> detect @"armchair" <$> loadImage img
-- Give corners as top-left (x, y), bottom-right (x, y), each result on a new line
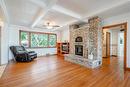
top-left (10, 46), bottom-right (37, 62)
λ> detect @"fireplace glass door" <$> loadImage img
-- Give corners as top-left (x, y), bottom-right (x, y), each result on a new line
top-left (75, 45), bottom-right (83, 56)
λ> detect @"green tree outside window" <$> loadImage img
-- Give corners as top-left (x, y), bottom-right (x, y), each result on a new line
top-left (20, 32), bottom-right (29, 47)
top-left (31, 33), bottom-right (48, 47)
top-left (49, 34), bottom-right (56, 47)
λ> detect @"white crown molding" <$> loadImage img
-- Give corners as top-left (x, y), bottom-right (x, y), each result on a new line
top-left (0, 0), bottom-right (9, 23)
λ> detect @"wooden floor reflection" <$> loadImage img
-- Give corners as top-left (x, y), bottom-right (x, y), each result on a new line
top-left (0, 56), bottom-right (130, 87)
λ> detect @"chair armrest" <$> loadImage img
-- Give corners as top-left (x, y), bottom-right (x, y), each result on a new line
top-left (16, 51), bottom-right (29, 58)
top-left (28, 51), bottom-right (35, 53)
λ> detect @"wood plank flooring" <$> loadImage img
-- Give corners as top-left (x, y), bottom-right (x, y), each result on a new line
top-left (0, 56), bottom-right (130, 87)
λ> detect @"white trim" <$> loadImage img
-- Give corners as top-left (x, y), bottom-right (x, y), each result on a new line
top-left (31, 0), bottom-right (58, 28)
top-left (0, 0), bottom-right (9, 23)
top-left (30, 0), bottom-right (82, 28)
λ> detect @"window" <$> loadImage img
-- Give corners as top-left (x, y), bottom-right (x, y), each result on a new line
top-left (20, 31), bottom-right (29, 47)
top-left (31, 33), bottom-right (48, 47)
top-left (20, 30), bottom-right (57, 48)
top-left (49, 34), bottom-right (57, 47)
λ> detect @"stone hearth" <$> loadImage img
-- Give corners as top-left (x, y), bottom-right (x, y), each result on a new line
top-left (65, 54), bottom-right (102, 68)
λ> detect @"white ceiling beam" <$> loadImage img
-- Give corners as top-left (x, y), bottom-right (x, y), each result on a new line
top-left (0, 0), bottom-right (9, 22)
top-left (31, 0), bottom-right (129, 29)
top-left (31, 9), bottom-right (49, 28)
top-left (31, 0), bottom-right (82, 28)
top-left (52, 5), bottom-right (82, 19)
top-left (31, 0), bottom-right (58, 28)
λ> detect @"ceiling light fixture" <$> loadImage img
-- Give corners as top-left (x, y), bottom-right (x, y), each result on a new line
top-left (42, 22), bottom-right (60, 29)
top-left (46, 23), bottom-right (53, 29)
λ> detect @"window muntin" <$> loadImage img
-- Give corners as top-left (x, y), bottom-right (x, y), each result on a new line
top-left (20, 31), bottom-right (57, 48)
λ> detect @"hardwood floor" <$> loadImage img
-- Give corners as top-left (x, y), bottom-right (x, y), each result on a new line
top-left (0, 56), bottom-right (130, 87)
top-left (0, 65), bottom-right (6, 78)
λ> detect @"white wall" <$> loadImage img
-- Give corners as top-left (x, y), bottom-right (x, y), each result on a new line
top-left (110, 29), bottom-right (120, 56)
top-left (118, 32), bottom-right (124, 57)
top-left (102, 29), bottom-right (109, 57)
top-left (103, 12), bottom-right (130, 67)
top-left (8, 25), bottom-right (61, 60)
top-left (102, 29), bottom-right (119, 57)
top-left (59, 25), bottom-right (70, 42)
top-left (0, 21), bottom-right (9, 65)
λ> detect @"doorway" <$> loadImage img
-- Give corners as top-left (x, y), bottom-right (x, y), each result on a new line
top-left (102, 22), bottom-right (127, 69)
top-left (106, 32), bottom-right (110, 57)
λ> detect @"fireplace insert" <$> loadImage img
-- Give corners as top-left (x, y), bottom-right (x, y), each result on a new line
top-left (75, 45), bottom-right (83, 56)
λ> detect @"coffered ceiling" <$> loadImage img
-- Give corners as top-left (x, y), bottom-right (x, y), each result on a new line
top-left (0, 0), bottom-right (130, 30)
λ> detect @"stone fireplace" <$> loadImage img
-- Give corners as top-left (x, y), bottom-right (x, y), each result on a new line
top-left (69, 25), bottom-right (89, 58)
top-left (65, 17), bottom-right (102, 68)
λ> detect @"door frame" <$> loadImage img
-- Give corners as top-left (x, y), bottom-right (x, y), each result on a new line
top-left (102, 22), bottom-right (127, 70)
